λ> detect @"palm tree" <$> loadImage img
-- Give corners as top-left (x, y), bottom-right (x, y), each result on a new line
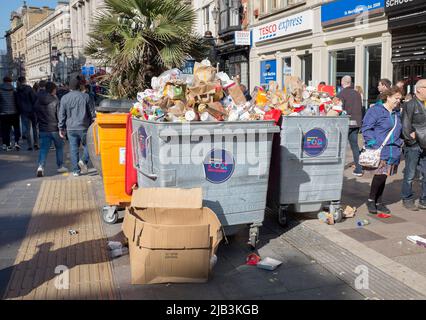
top-left (85, 0), bottom-right (208, 99)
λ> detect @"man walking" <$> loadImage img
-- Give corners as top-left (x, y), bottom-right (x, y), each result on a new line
top-left (338, 75), bottom-right (364, 177)
top-left (17, 76), bottom-right (39, 151)
top-left (58, 78), bottom-right (95, 176)
top-left (0, 76), bottom-right (21, 151)
top-left (34, 82), bottom-right (67, 177)
top-left (401, 79), bottom-right (426, 210)
top-left (377, 78), bottom-right (392, 103)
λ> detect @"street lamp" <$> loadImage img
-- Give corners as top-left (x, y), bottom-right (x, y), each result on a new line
top-left (212, 6), bottom-right (219, 24)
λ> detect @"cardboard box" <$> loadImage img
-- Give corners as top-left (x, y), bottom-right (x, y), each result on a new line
top-left (122, 188), bottom-right (223, 285)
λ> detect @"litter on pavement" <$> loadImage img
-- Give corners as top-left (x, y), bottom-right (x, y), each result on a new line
top-left (257, 257), bottom-right (283, 271)
top-left (407, 235), bottom-right (426, 248)
top-left (343, 206), bottom-right (357, 218)
top-left (246, 253), bottom-right (261, 266)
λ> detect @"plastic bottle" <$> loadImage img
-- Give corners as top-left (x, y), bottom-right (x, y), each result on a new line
top-left (357, 219), bottom-right (370, 227)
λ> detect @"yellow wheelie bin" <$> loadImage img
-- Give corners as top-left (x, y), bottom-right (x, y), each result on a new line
top-left (94, 112), bottom-right (131, 224)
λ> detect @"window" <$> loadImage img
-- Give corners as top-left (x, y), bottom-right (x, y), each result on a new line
top-left (219, 0), bottom-right (240, 33)
top-left (282, 57), bottom-right (292, 86)
top-left (203, 5), bottom-right (210, 33)
top-left (329, 49), bottom-right (356, 92)
top-left (365, 45), bottom-right (382, 106)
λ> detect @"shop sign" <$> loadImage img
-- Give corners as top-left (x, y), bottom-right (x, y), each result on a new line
top-left (385, 0), bottom-right (426, 14)
top-left (204, 149), bottom-right (235, 184)
top-left (321, 0), bottom-right (384, 28)
top-left (234, 31), bottom-right (251, 46)
top-left (252, 10), bottom-right (313, 44)
top-left (260, 60), bottom-right (277, 86)
top-left (303, 128), bottom-right (328, 157)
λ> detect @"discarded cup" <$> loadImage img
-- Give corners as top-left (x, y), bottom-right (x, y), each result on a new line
top-left (68, 229), bottom-right (78, 235)
top-left (357, 219), bottom-right (370, 227)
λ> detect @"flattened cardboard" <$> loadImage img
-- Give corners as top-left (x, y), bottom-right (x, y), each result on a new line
top-left (131, 187), bottom-right (203, 209)
top-left (123, 188), bottom-right (223, 285)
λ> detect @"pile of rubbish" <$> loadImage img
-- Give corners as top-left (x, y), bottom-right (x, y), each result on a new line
top-left (130, 59), bottom-right (347, 123)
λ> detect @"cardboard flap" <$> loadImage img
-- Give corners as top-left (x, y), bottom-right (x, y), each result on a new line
top-left (137, 224), bottom-right (211, 249)
top-left (122, 209), bottom-right (137, 241)
top-left (131, 188), bottom-right (203, 209)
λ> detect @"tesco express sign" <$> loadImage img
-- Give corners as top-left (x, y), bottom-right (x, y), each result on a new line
top-left (253, 10), bottom-right (313, 43)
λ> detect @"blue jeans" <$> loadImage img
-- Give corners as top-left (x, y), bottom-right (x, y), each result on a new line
top-left (348, 128), bottom-right (363, 173)
top-left (21, 113), bottom-right (39, 149)
top-left (38, 132), bottom-right (64, 168)
top-left (68, 130), bottom-right (90, 173)
top-left (401, 144), bottom-right (426, 202)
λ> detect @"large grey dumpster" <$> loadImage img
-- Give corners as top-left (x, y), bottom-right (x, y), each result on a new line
top-left (267, 116), bottom-right (350, 226)
top-left (131, 118), bottom-right (280, 247)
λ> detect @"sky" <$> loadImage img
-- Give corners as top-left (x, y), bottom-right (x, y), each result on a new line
top-left (0, 0), bottom-right (62, 51)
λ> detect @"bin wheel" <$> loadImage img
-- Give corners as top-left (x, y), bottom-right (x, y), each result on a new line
top-left (278, 205), bottom-right (289, 227)
top-left (102, 206), bottom-right (118, 224)
top-left (248, 227), bottom-right (259, 249)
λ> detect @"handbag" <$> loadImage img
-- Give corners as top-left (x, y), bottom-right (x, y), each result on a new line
top-left (359, 113), bottom-right (398, 169)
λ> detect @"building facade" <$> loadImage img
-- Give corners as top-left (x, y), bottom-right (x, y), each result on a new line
top-left (193, 0), bottom-right (218, 37)
top-left (26, 2), bottom-right (72, 84)
top-left (5, 5), bottom-right (53, 78)
top-left (0, 50), bottom-right (11, 80)
top-left (249, 0), bottom-right (393, 106)
top-left (70, 0), bottom-right (105, 69)
top-left (385, 0), bottom-right (426, 94)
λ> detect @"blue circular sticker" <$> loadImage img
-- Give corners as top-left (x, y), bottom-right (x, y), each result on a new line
top-left (204, 149), bottom-right (235, 184)
top-left (138, 126), bottom-right (147, 159)
top-left (303, 128), bottom-right (328, 157)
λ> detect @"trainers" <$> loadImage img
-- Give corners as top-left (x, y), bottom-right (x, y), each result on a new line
top-left (418, 202), bottom-right (426, 210)
top-left (34, 144), bottom-right (40, 150)
top-left (36, 166), bottom-right (44, 177)
top-left (2, 144), bottom-right (7, 151)
top-left (352, 171), bottom-right (364, 177)
top-left (6, 146), bottom-right (13, 152)
top-left (72, 171), bottom-right (80, 177)
top-left (402, 199), bottom-right (419, 211)
top-left (14, 142), bottom-right (21, 150)
top-left (376, 203), bottom-right (391, 214)
top-left (367, 199), bottom-right (377, 214)
top-left (78, 160), bottom-right (88, 174)
top-left (57, 166), bottom-right (68, 173)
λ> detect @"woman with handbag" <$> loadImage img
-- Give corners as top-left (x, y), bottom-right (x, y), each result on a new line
top-left (361, 86), bottom-right (404, 214)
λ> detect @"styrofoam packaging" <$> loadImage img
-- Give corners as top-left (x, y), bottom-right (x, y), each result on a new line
top-left (257, 257), bottom-right (283, 271)
top-left (185, 110), bottom-right (199, 122)
top-left (107, 241), bottom-right (123, 250)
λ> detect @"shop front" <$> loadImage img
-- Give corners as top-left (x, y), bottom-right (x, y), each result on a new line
top-left (250, 0), bottom-right (391, 107)
top-left (386, 0), bottom-right (426, 94)
top-left (250, 8), bottom-right (315, 91)
top-left (321, 0), bottom-right (390, 106)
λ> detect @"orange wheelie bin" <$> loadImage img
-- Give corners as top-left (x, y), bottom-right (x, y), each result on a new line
top-left (94, 112), bottom-right (132, 224)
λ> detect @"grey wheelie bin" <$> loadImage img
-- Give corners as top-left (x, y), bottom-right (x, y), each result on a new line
top-left (267, 116), bottom-right (350, 226)
top-left (131, 118), bottom-right (280, 247)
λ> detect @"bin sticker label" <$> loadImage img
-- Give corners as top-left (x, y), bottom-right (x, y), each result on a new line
top-left (119, 147), bottom-right (126, 165)
top-left (303, 128), bottom-right (328, 157)
top-left (204, 149), bottom-right (235, 184)
top-left (138, 126), bottom-right (147, 159)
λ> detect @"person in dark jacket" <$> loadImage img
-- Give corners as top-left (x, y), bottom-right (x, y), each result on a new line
top-left (337, 75), bottom-right (364, 177)
top-left (362, 86), bottom-right (403, 214)
top-left (56, 83), bottom-right (70, 102)
top-left (400, 79), bottom-right (426, 210)
top-left (0, 76), bottom-right (21, 151)
top-left (34, 82), bottom-right (67, 177)
top-left (17, 76), bottom-right (39, 151)
top-left (58, 77), bottom-right (95, 176)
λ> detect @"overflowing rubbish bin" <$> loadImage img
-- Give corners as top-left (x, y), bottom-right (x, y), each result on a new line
top-left (131, 118), bottom-right (279, 247)
top-left (267, 116), bottom-right (350, 226)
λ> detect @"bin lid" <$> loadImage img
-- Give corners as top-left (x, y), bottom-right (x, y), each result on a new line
top-left (96, 99), bottom-right (136, 113)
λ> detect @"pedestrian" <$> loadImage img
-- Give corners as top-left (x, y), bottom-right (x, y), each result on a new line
top-left (355, 85), bottom-right (367, 118)
top-left (0, 76), bottom-right (21, 151)
top-left (33, 82), bottom-right (39, 93)
top-left (240, 84), bottom-right (252, 102)
top-left (401, 79), bottom-right (426, 210)
top-left (337, 75), bottom-right (364, 177)
top-left (34, 81), bottom-right (67, 177)
top-left (16, 76), bottom-right (39, 151)
top-left (362, 86), bottom-right (403, 214)
top-left (377, 78), bottom-right (392, 103)
top-left (56, 83), bottom-right (70, 102)
top-left (58, 77), bottom-right (95, 177)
